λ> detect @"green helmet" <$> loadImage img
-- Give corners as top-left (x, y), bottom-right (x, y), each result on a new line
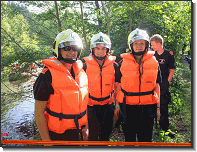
top-left (53, 29), bottom-right (83, 58)
top-left (90, 32), bottom-right (111, 53)
top-left (128, 28), bottom-right (149, 50)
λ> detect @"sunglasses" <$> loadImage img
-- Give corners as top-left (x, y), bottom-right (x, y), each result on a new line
top-left (63, 46), bottom-right (81, 52)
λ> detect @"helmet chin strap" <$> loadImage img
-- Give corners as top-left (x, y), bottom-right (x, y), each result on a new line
top-left (63, 58), bottom-right (77, 64)
top-left (92, 50), bottom-right (106, 60)
top-left (131, 47), bottom-right (148, 56)
top-left (57, 53), bottom-right (77, 64)
top-left (94, 55), bottom-right (106, 60)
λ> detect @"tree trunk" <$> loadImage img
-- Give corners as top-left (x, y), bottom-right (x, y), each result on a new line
top-left (138, 1), bottom-right (147, 29)
top-left (130, 1), bottom-right (133, 33)
top-left (79, 1), bottom-right (89, 55)
top-left (95, 1), bottom-right (102, 30)
top-left (101, 1), bottom-right (111, 38)
top-left (54, 1), bottom-right (62, 32)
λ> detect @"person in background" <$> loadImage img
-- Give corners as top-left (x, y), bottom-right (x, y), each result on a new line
top-left (150, 34), bottom-right (176, 138)
top-left (33, 29), bottom-right (89, 145)
top-left (83, 32), bottom-right (120, 142)
top-left (114, 28), bottom-right (161, 142)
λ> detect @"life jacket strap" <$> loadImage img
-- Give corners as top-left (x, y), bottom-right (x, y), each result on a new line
top-left (89, 90), bottom-right (114, 102)
top-left (121, 88), bottom-right (154, 124)
top-left (46, 108), bottom-right (86, 140)
top-left (121, 88), bottom-right (154, 96)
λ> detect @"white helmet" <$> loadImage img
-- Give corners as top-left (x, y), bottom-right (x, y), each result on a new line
top-left (53, 29), bottom-right (83, 58)
top-left (90, 32), bottom-right (111, 52)
top-left (128, 28), bottom-right (149, 50)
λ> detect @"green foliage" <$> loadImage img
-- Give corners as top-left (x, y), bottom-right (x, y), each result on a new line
top-left (1, 1), bottom-right (52, 82)
top-left (153, 129), bottom-right (184, 143)
top-left (169, 61), bottom-right (191, 115)
top-left (2, 1), bottom-right (191, 64)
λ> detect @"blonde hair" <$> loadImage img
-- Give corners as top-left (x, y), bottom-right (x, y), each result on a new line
top-left (150, 34), bottom-right (163, 45)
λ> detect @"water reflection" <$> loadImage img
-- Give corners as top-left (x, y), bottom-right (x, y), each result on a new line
top-left (1, 77), bottom-right (39, 146)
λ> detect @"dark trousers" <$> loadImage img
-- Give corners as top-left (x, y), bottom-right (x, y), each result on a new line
top-left (120, 104), bottom-right (156, 142)
top-left (49, 129), bottom-right (81, 141)
top-left (49, 129), bottom-right (83, 146)
top-left (159, 80), bottom-right (171, 131)
top-left (159, 90), bottom-right (170, 131)
top-left (88, 104), bottom-right (114, 141)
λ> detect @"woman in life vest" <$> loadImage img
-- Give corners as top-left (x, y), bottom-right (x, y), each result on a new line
top-left (33, 29), bottom-right (89, 145)
top-left (114, 28), bottom-right (161, 142)
top-left (83, 32), bottom-right (120, 141)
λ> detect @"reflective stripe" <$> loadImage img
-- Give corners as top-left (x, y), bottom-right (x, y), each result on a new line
top-left (92, 43), bottom-right (110, 48)
top-left (51, 60), bottom-right (62, 65)
top-left (108, 55), bottom-right (113, 61)
top-left (76, 60), bottom-right (81, 64)
top-left (87, 55), bottom-right (94, 60)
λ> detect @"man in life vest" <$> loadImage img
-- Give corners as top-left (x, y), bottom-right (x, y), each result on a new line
top-left (83, 32), bottom-right (120, 141)
top-left (115, 28), bottom-right (161, 142)
top-left (33, 29), bottom-right (89, 145)
top-left (150, 34), bottom-right (176, 138)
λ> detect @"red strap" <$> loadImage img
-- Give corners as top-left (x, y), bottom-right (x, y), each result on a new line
top-left (41, 66), bottom-right (48, 74)
top-left (169, 51), bottom-right (173, 56)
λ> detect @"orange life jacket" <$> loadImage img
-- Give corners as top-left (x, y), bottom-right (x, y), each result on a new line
top-left (116, 51), bottom-right (159, 105)
top-left (84, 55), bottom-right (116, 106)
top-left (42, 57), bottom-right (88, 134)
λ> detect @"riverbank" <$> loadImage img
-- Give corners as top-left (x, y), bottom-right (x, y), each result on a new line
top-left (1, 75), bottom-right (40, 146)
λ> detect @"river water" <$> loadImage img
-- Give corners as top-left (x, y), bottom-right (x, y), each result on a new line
top-left (1, 75), bottom-right (39, 146)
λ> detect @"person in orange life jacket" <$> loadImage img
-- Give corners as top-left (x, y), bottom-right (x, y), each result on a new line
top-left (150, 34), bottom-right (176, 138)
top-left (114, 28), bottom-right (162, 142)
top-left (83, 32), bottom-right (120, 141)
top-left (33, 29), bottom-right (89, 145)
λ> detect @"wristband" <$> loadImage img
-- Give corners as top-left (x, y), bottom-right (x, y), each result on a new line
top-left (115, 106), bottom-right (119, 109)
top-left (157, 107), bottom-right (160, 108)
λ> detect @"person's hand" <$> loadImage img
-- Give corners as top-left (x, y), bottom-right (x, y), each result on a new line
top-left (82, 124), bottom-right (89, 141)
top-left (114, 108), bottom-right (119, 121)
top-left (157, 108), bottom-right (160, 120)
